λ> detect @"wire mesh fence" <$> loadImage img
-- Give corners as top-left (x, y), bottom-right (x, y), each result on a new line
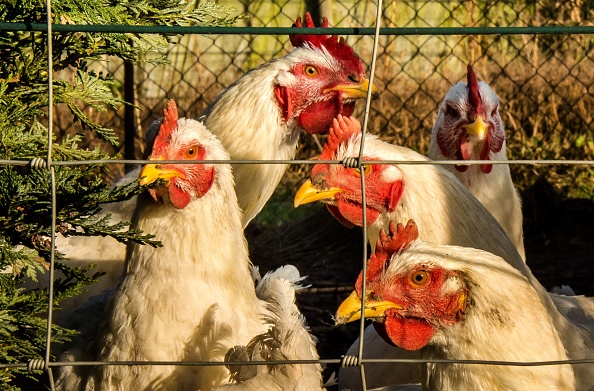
top-left (2, 0), bottom-right (594, 390)
top-left (52, 0), bottom-right (594, 193)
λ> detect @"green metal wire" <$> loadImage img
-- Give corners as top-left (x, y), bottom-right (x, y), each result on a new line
top-left (355, 0), bottom-right (384, 388)
top-left (2, 23), bottom-right (594, 35)
top-left (43, 0), bottom-right (57, 389)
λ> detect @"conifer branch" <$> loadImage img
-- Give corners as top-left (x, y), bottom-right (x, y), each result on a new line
top-left (0, 1), bottom-right (240, 387)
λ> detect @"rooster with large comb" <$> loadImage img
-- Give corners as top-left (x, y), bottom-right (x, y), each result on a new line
top-left (56, 101), bottom-right (325, 390)
top-left (336, 219), bottom-right (576, 391)
top-left (429, 64), bottom-right (524, 259)
top-left (199, 11), bottom-right (377, 226)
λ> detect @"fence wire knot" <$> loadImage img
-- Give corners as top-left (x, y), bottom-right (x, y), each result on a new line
top-left (341, 355), bottom-right (360, 367)
top-left (27, 358), bottom-right (46, 372)
top-left (342, 157), bottom-right (360, 169)
top-left (29, 158), bottom-right (48, 170)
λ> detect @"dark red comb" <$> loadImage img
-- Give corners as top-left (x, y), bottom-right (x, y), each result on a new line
top-left (290, 13), bottom-right (364, 75)
top-left (355, 220), bottom-right (419, 292)
top-left (319, 115), bottom-right (361, 160)
top-left (467, 64), bottom-right (483, 115)
top-left (152, 99), bottom-right (178, 157)
top-left (290, 12), bottom-right (332, 47)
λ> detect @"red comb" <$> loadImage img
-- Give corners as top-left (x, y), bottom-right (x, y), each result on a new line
top-left (290, 12), bottom-right (333, 47)
top-left (319, 115), bottom-right (362, 160)
top-left (152, 99), bottom-right (178, 157)
top-left (356, 220), bottom-right (419, 292)
top-left (467, 64), bottom-right (483, 115)
top-left (290, 13), bottom-right (364, 75)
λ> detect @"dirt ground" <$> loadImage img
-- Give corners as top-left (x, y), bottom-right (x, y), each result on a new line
top-left (245, 176), bottom-right (594, 384)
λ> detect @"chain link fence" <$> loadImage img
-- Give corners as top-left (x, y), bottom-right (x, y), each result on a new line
top-left (54, 0), bottom-right (594, 197)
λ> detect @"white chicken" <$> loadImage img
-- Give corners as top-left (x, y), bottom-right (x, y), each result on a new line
top-left (53, 13), bottom-right (376, 318)
top-left (336, 219), bottom-right (575, 391)
top-left (55, 101), bottom-right (323, 390)
top-left (429, 64), bottom-right (525, 259)
top-left (199, 12), bottom-right (376, 226)
top-left (294, 115), bottom-right (594, 390)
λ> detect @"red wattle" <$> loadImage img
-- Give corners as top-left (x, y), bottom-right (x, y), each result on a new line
top-left (378, 315), bottom-right (436, 351)
top-left (455, 136), bottom-right (470, 173)
top-left (454, 149), bottom-right (469, 173)
top-left (298, 95), bottom-right (355, 134)
top-left (479, 137), bottom-right (493, 174)
top-left (326, 204), bottom-right (355, 228)
top-left (341, 101), bottom-right (356, 117)
top-left (168, 184), bottom-right (191, 209)
top-left (481, 164), bottom-right (493, 174)
top-left (336, 198), bottom-right (380, 227)
top-left (298, 99), bottom-right (341, 134)
top-left (460, 135), bottom-right (471, 160)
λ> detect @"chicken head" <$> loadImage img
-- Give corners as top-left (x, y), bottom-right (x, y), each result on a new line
top-left (432, 64), bottom-right (505, 174)
top-left (275, 13), bottom-right (378, 134)
top-left (336, 219), bottom-right (467, 351)
top-left (294, 115), bottom-right (404, 227)
top-left (139, 100), bottom-right (217, 209)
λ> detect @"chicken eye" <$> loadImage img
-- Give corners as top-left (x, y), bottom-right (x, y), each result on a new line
top-left (304, 65), bottom-right (319, 77)
top-left (352, 164), bottom-right (371, 177)
top-left (184, 144), bottom-right (202, 160)
top-left (409, 270), bottom-right (430, 287)
top-left (445, 105), bottom-right (460, 120)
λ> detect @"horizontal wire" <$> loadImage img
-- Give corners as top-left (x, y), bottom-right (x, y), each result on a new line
top-left (3, 158), bottom-right (593, 166)
top-left (3, 23), bottom-right (594, 35)
top-left (4, 357), bottom-right (594, 370)
top-left (359, 358), bottom-right (594, 367)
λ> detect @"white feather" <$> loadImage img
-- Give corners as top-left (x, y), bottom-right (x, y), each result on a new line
top-left (214, 264), bottom-right (325, 391)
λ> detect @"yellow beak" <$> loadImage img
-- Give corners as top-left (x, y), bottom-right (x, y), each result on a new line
top-left (335, 290), bottom-right (403, 325)
top-left (462, 117), bottom-right (488, 140)
top-left (139, 163), bottom-right (184, 186)
top-left (294, 179), bottom-right (343, 207)
top-left (325, 76), bottom-right (379, 100)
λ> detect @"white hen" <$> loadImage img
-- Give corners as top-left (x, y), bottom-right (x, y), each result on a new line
top-left (336, 220), bottom-right (576, 391)
top-left (56, 101), bottom-right (269, 390)
top-left (429, 64), bottom-right (525, 259)
top-left (198, 13), bottom-right (375, 226)
top-left (57, 101), bottom-right (325, 390)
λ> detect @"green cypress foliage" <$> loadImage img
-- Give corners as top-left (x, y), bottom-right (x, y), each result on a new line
top-left (0, 1), bottom-right (240, 388)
